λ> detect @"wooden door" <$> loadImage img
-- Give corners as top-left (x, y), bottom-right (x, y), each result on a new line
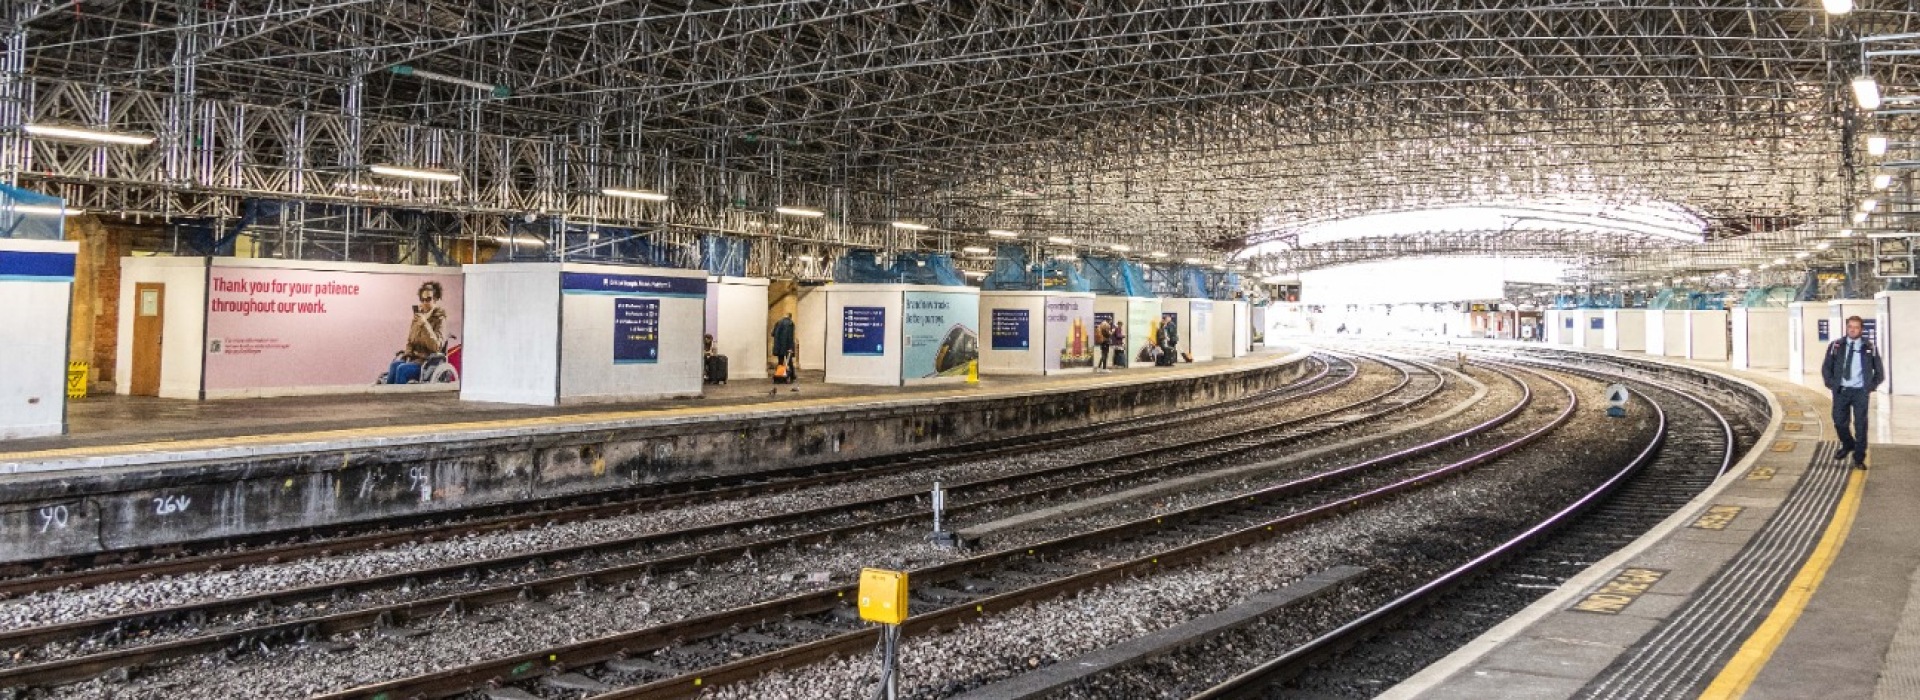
top-left (131, 283), bottom-right (164, 396)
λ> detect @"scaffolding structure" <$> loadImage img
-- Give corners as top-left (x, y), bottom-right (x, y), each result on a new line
top-left (3, 2), bottom-right (1917, 281)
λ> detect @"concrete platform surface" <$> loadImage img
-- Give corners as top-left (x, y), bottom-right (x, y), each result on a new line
top-left (0, 349), bottom-right (1297, 472)
top-left (1374, 341), bottom-right (1920, 700)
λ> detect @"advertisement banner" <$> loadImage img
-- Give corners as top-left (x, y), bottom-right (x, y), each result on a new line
top-left (614, 298), bottom-right (661, 364)
top-left (203, 266), bottom-right (464, 391)
top-left (902, 291), bottom-right (978, 380)
top-left (1128, 303), bottom-right (1157, 363)
top-left (991, 309), bottom-right (1030, 350)
top-left (842, 306), bottom-right (887, 356)
top-left (1044, 296), bottom-right (1095, 371)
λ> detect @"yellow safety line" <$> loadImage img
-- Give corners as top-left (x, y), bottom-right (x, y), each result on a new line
top-left (1698, 463), bottom-right (1869, 699)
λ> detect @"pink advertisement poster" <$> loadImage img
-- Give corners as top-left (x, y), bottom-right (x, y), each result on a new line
top-left (203, 265), bottom-right (465, 392)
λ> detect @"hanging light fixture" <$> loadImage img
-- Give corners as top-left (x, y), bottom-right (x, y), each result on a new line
top-left (1825, 0), bottom-right (1854, 14)
top-left (775, 206), bottom-right (825, 218)
top-left (369, 165), bottom-right (462, 182)
top-left (986, 229), bottom-right (1019, 238)
top-left (1875, 173), bottom-right (1894, 190)
top-left (1869, 135), bottom-right (1890, 156)
top-left (1854, 75), bottom-right (1882, 111)
top-left (601, 188), bottom-right (669, 202)
top-left (21, 123), bottom-right (155, 146)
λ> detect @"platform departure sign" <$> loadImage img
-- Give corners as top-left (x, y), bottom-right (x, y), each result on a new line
top-left (991, 308), bottom-right (1030, 350)
top-left (843, 306), bottom-right (886, 356)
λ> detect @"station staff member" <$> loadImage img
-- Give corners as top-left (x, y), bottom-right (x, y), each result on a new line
top-left (1821, 315), bottom-right (1884, 469)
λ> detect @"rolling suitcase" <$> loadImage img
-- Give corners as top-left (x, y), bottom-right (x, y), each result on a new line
top-left (704, 355), bottom-right (728, 384)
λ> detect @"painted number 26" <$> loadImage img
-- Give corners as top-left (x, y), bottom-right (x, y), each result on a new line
top-left (153, 495), bottom-right (192, 515)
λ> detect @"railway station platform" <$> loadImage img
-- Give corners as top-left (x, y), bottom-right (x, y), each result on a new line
top-left (1386, 343), bottom-right (1920, 700)
top-left (0, 347), bottom-right (1312, 564)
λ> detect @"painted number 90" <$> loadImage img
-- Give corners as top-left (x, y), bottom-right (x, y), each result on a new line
top-left (37, 505), bottom-right (69, 534)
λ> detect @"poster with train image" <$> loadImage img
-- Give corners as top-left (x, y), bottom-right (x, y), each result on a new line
top-left (901, 291), bottom-right (979, 381)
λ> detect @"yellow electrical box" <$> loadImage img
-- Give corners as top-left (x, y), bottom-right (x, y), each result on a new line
top-left (858, 568), bottom-right (909, 624)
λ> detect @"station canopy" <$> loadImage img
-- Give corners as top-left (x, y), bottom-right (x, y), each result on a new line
top-left (10, 2), bottom-right (1913, 286)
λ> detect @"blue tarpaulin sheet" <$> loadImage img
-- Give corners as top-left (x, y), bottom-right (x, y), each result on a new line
top-left (0, 184), bottom-right (68, 241)
top-left (833, 249), bottom-right (967, 286)
top-left (982, 245), bottom-right (1037, 290)
top-left (701, 235), bottom-right (750, 277)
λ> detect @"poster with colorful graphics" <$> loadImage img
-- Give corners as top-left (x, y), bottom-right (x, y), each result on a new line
top-left (991, 309), bottom-right (1030, 350)
top-left (203, 265), bottom-right (464, 391)
top-left (614, 298), bottom-right (660, 364)
top-left (1045, 296), bottom-right (1095, 371)
top-left (902, 291), bottom-right (978, 380)
top-left (842, 306), bottom-right (887, 356)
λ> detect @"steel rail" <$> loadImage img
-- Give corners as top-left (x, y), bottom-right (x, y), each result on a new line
top-left (309, 360), bottom-right (1554, 700)
top-left (0, 355), bottom-right (1428, 690)
top-left (1188, 358), bottom-right (1733, 699)
top-left (0, 355), bottom-right (1339, 592)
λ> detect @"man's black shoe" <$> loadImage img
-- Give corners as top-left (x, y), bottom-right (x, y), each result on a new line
top-left (1836, 447), bottom-right (1853, 463)
top-left (1855, 460), bottom-right (1869, 471)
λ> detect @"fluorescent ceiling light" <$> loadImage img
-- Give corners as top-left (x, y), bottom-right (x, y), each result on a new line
top-left (960, 246), bottom-right (990, 254)
top-left (1796, 251), bottom-right (1812, 259)
top-left (601, 188), bottom-right (668, 202)
top-left (1854, 211), bottom-right (1870, 223)
top-left (775, 206), bottom-right (825, 218)
top-left (6, 204), bottom-right (84, 217)
top-left (1184, 257), bottom-right (1204, 264)
top-left (369, 164), bottom-right (461, 182)
top-left (1149, 251), bottom-right (1169, 258)
top-left (1739, 268), bottom-right (1753, 275)
top-left (1875, 173), bottom-right (1894, 190)
top-left (21, 123), bottom-right (155, 146)
top-left (1869, 136), bottom-right (1890, 156)
top-left (1046, 236), bottom-right (1073, 245)
top-left (1773, 257), bottom-right (1788, 265)
top-left (797, 255), bottom-right (816, 262)
top-left (1825, 0), bottom-right (1854, 14)
top-left (1816, 241), bottom-right (1833, 250)
top-left (963, 270), bottom-right (987, 278)
top-left (1862, 198), bottom-right (1880, 211)
top-left (1854, 76), bottom-right (1882, 111)
top-left (1212, 264), bottom-right (1227, 270)
top-left (1843, 228), bottom-right (1857, 237)
top-left (1110, 243), bottom-right (1132, 252)
top-left (891, 221), bottom-right (931, 231)
top-left (986, 229), bottom-right (1019, 238)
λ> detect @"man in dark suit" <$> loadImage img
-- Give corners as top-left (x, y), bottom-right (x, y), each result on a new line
top-left (1821, 315), bottom-right (1885, 469)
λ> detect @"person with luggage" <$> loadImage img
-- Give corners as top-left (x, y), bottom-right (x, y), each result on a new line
top-left (771, 312), bottom-right (798, 391)
top-left (1155, 313), bottom-right (1179, 366)
top-left (1111, 321), bottom-right (1127, 368)
top-left (702, 334), bottom-right (728, 385)
top-left (1094, 318), bottom-right (1114, 372)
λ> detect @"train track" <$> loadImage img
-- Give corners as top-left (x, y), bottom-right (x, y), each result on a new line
top-left (1187, 354), bottom-right (1742, 699)
top-left (0, 355), bottom-right (1349, 595)
top-left (293, 360), bottom-right (1567, 700)
top-left (0, 355), bottom-right (1462, 692)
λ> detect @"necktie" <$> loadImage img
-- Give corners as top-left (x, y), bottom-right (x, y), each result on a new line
top-left (1844, 340), bottom-right (1855, 382)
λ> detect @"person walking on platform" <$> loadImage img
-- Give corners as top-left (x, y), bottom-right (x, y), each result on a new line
top-left (771, 313), bottom-right (798, 391)
top-left (1111, 322), bottom-right (1127, 368)
top-left (1822, 315), bottom-right (1884, 469)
